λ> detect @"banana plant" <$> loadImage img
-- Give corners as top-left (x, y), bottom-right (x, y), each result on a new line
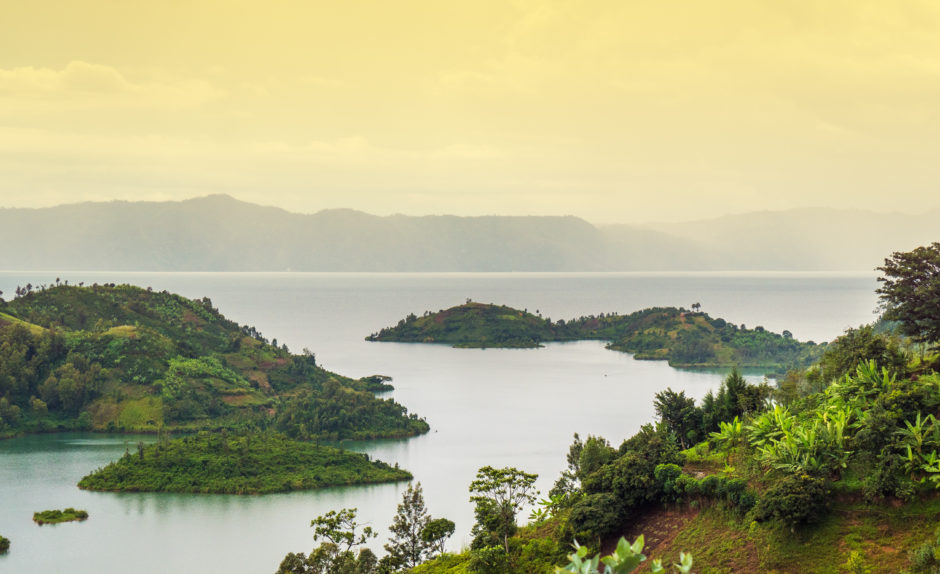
top-left (652, 552), bottom-right (694, 574)
top-left (897, 413), bottom-right (938, 459)
top-left (556, 536), bottom-right (696, 574)
top-left (711, 416), bottom-right (744, 451)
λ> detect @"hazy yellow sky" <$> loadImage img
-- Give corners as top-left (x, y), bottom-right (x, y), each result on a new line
top-left (2, 0), bottom-right (939, 223)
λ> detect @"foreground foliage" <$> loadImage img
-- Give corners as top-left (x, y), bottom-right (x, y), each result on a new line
top-left (78, 431), bottom-right (410, 494)
top-left (557, 536), bottom-right (694, 574)
top-left (0, 535), bottom-right (10, 553)
top-left (33, 508), bottom-right (88, 525)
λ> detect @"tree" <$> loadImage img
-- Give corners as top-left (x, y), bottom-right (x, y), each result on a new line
top-left (877, 242), bottom-right (940, 345)
top-left (311, 508), bottom-right (376, 553)
top-left (278, 508), bottom-right (378, 574)
top-left (468, 466), bottom-right (538, 552)
top-left (653, 389), bottom-right (702, 449)
top-left (384, 482), bottom-right (430, 569)
top-left (421, 518), bottom-right (455, 557)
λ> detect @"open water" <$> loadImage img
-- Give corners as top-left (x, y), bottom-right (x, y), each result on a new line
top-left (0, 272), bottom-right (878, 573)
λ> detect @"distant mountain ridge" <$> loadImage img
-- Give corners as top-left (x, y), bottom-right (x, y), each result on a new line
top-left (0, 195), bottom-right (933, 271)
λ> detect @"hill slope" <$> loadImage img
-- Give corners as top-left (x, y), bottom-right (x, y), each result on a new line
top-left (0, 283), bottom-right (428, 439)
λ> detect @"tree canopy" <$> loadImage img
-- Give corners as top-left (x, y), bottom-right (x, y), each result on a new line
top-left (877, 242), bottom-right (940, 345)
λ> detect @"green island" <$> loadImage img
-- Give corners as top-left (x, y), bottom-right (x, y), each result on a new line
top-left (366, 302), bottom-right (823, 370)
top-left (79, 431), bottom-right (410, 494)
top-left (0, 283), bottom-right (428, 440)
top-left (33, 508), bottom-right (89, 525)
top-left (0, 534), bottom-right (9, 553)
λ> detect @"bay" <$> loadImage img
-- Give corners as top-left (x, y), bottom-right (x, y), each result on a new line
top-left (0, 272), bottom-right (878, 573)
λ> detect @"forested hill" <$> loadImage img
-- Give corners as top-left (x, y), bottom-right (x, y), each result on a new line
top-left (0, 195), bottom-right (937, 270)
top-left (0, 283), bottom-right (428, 439)
top-left (367, 303), bottom-right (824, 369)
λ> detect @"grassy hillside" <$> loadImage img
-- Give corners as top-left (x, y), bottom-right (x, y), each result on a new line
top-left (78, 431), bottom-right (411, 494)
top-left (412, 338), bottom-right (939, 574)
top-left (0, 283), bottom-right (428, 439)
top-left (367, 303), bottom-right (823, 370)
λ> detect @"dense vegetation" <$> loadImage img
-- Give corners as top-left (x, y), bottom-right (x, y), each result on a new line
top-left (79, 431), bottom-right (410, 494)
top-left (367, 302), bottom-right (822, 370)
top-left (0, 534), bottom-right (9, 553)
top-left (0, 283), bottom-right (427, 440)
top-left (384, 244), bottom-right (940, 573)
top-left (33, 508), bottom-right (88, 525)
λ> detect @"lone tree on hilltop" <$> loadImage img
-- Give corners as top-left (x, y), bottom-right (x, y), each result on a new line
top-left (877, 242), bottom-right (940, 346)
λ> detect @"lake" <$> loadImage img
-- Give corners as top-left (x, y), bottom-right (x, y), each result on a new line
top-left (0, 272), bottom-right (878, 573)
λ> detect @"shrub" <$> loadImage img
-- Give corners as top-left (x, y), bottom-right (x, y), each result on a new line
top-left (567, 493), bottom-right (624, 542)
top-left (751, 474), bottom-right (830, 530)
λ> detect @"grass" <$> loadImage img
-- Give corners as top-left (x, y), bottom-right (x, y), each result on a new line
top-left (641, 496), bottom-right (940, 573)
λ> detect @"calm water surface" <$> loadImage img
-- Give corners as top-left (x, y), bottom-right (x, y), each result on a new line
top-left (0, 272), bottom-right (878, 573)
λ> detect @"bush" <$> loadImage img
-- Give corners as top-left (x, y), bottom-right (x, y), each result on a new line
top-left (467, 545), bottom-right (509, 574)
top-left (567, 493), bottom-right (624, 542)
top-left (654, 463), bottom-right (683, 501)
top-left (751, 474), bottom-right (830, 530)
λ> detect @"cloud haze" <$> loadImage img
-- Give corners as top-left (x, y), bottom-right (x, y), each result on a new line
top-left (1, 1), bottom-right (938, 223)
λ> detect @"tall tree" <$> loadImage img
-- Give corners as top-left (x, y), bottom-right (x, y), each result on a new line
top-left (877, 242), bottom-right (940, 345)
top-left (421, 518), bottom-right (455, 558)
top-left (468, 466), bottom-right (538, 552)
top-left (383, 482), bottom-right (431, 569)
top-left (653, 388), bottom-right (702, 449)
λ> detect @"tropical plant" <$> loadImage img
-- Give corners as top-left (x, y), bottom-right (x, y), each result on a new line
top-left (555, 536), bottom-right (694, 574)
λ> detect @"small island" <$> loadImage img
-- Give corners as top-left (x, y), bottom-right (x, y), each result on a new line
top-left (0, 535), bottom-right (9, 553)
top-left (33, 508), bottom-right (89, 525)
top-left (78, 432), bottom-right (411, 494)
top-left (367, 302), bottom-right (823, 369)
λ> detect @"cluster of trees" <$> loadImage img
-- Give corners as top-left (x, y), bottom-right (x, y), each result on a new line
top-left (277, 484), bottom-right (455, 574)
top-left (653, 368), bottom-right (771, 449)
top-left (78, 430), bottom-right (411, 494)
top-left (275, 379), bottom-right (429, 442)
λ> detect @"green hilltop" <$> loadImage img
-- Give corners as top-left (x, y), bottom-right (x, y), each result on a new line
top-left (0, 283), bottom-right (428, 440)
top-left (367, 302), bottom-right (823, 370)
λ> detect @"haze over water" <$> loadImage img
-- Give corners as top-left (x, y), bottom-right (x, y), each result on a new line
top-left (0, 272), bottom-right (878, 573)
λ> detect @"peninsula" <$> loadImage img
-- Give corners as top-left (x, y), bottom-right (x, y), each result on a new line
top-left (0, 283), bottom-right (428, 440)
